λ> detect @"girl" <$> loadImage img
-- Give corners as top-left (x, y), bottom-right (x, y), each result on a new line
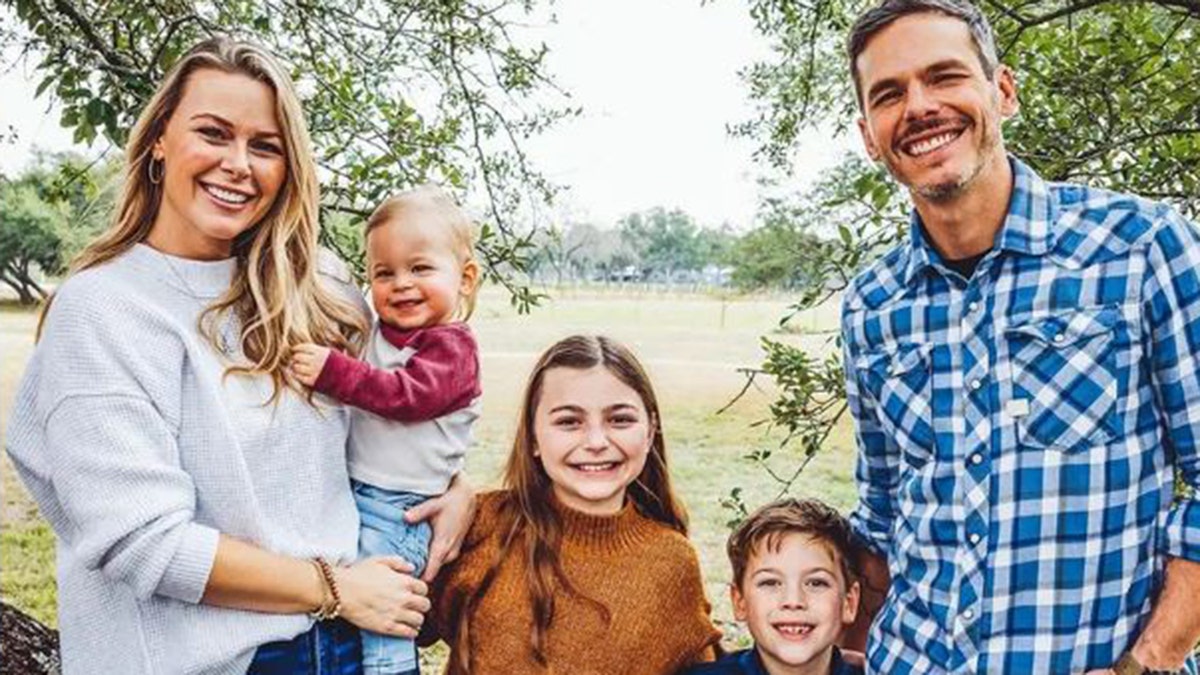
top-left (291, 187), bottom-right (483, 675)
top-left (6, 37), bottom-right (473, 675)
top-left (423, 335), bottom-right (722, 674)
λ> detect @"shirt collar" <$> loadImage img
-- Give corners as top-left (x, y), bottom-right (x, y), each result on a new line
top-left (738, 646), bottom-right (855, 675)
top-left (739, 648), bottom-right (769, 675)
top-left (902, 156), bottom-right (1057, 286)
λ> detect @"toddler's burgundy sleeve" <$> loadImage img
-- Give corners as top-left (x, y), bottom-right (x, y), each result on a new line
top-left (312, 325), bottom-right (480, 422)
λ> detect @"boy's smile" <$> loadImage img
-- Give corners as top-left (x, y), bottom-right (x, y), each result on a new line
top-left (732, 533), bottom-right (859, 675)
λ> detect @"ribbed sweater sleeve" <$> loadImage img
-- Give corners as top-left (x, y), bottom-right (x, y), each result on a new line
top-left (32, 279), bottom-right (219, 603)
top-left (313, 323), bottom-right (480, 422)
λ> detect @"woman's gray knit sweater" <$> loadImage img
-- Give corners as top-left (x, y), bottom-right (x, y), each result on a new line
top-left (6, 244), bottom-right (361, 674)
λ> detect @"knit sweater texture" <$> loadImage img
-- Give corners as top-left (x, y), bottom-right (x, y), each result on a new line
top-left (314, 322), bottom-right (481, 494)
top-left (425, 490), bottom-right (723, 674)
top-left (5, 244), bottom-right (362, 674)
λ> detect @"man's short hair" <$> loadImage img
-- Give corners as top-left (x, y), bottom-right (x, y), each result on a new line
top-left (847, 0), bottom-right (1000, 109)
top-left (727, 498), bottom-right (860, 590)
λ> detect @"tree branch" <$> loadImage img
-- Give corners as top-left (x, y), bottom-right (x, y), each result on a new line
top-left (48, 0), bottom-right (144, 79)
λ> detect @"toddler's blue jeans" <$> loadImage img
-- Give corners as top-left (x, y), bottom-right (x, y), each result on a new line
top-left (352, 480), bottom-right (432, 675)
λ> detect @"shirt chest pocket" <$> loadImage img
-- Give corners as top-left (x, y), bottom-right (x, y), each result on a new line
top-left (857, 343), bottom-right (936, 469)
top-left (1004, 306), bottom-right (1124, 453)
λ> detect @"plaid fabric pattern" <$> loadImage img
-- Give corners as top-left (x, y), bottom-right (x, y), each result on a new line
top-left (842, 157), bottom-right (1200, 674)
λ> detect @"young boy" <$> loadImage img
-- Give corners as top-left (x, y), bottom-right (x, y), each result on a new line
top-left (688, 498), bottom-right (863, 675)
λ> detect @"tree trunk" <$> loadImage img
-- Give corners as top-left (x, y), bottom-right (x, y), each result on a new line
top-left (0, 267), bottom-right (44, 305)
top-left (0, 601), bottom-right (60, 675)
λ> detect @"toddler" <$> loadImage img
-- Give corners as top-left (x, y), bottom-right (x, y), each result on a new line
top-left (291, 185), bottom-right (482, 675)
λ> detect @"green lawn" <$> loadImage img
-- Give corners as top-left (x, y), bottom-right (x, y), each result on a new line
top-left (0, 286), bottom-right (853, 656)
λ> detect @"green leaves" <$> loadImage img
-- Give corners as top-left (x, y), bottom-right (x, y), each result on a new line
top-left (739, 0), bottom-right (1200, 215)
top-left (1001, 3), bottom-right (1200, 213)
top-left (0, 152), bottom-right (116, 304)
top-left (6, 0), bottom-right (574, 309)
top-left (732, 0), bottom-right (1200, 491)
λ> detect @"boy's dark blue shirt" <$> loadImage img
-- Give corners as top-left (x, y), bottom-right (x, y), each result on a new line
top-left (683, 645), bottom-right (863, 675)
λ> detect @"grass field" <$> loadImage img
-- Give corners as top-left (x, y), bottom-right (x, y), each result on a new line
top-left (0, 285), bottom-right (853, 657)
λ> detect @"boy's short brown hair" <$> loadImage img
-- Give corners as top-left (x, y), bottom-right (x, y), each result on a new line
top-left (728, 498), bottom-right (860, 590)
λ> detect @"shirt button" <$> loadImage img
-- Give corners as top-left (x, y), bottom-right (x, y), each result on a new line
top-left (970, 379), bottom-right (982, 390)
top-left (963, 608), bottom-right (976, 621)
top-left (968, 301), bottom-right (979, 313)
top-left (970, 453), bottom-right (983, 465)
top-left (1053, 333), bottom-right (1066, 343)
top-left (969, 532), bottom-right (982, 545)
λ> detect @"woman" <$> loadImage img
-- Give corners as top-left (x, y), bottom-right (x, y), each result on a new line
top-left (422, 335), bottom-right (722, 674)
top-left (6, 37), bottom-right (470, 674)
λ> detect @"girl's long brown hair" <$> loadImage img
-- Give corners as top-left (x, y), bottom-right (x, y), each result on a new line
top-left (38, 36), bottom-right (366, 399)
top-left (456, 335), bottom-right (689, 672)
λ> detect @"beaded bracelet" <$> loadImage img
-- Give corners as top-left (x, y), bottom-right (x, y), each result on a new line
top-left (309, 556), bottom-right (342, 621)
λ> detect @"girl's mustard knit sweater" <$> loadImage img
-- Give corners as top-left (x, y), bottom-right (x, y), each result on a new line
top-left (425, 490), bottom-right (722, 674)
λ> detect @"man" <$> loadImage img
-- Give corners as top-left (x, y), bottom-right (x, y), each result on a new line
top-left (839, 1), bottom-right (1200, 673)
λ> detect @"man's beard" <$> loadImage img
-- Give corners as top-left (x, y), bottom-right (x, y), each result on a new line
top-left (913, 158), bottom-right (986, 202)
top-left (891, 115), bottom-right (1000, 203)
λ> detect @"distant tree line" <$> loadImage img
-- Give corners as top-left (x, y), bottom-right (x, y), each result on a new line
top-left (527, 205), bottom-right (838, 291)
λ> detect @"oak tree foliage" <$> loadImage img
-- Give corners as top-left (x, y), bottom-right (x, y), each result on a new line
top-left (2, 0), bottom-right (575, 310)
top-left (729, 0), bottom-right (1200, 502)
top-left (0, 152), bottom-right (115, 304)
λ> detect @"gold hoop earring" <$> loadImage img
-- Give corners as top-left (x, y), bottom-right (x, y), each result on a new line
top-left (148, 159), bottom-right (164, 185)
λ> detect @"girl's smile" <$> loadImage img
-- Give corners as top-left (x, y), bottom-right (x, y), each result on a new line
top-left (532, 365), bottom-right (654, 516)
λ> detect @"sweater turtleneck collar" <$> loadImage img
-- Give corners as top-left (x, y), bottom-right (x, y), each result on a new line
top-left (550, 492), bottom-right (659, 551)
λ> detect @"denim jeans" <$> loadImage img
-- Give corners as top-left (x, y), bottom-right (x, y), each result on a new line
top-left (248, 619), bottom-right (363, 675)
top-left (352, 480), bottom-right (432, 675)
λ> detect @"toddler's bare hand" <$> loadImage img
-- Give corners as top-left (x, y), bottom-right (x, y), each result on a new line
top-left (290, 343), bottom-right (332, 386)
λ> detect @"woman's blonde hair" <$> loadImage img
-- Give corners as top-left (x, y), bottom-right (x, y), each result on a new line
top-left (40, 36), bottom-right (366, 401)
top-left (364, 185), bottom-right (481, 320)
top-left (455, 335), bottom-right (689, 672)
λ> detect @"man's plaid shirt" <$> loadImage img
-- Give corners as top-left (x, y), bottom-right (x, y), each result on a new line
top-left (842, 158), bottom-right (1200, 674)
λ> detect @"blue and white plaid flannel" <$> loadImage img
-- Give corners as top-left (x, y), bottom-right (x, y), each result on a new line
top-left (842, 157), bottom-right (1200, 674)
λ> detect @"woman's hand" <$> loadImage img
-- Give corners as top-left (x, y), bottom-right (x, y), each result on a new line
top-left (404, 473), bottom-right (476, 581)
top-left (335, 556), bottom-right (430, 638)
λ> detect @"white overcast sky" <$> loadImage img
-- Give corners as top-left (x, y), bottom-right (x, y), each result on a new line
top-left (0, 0), bottom-right (855, 229)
